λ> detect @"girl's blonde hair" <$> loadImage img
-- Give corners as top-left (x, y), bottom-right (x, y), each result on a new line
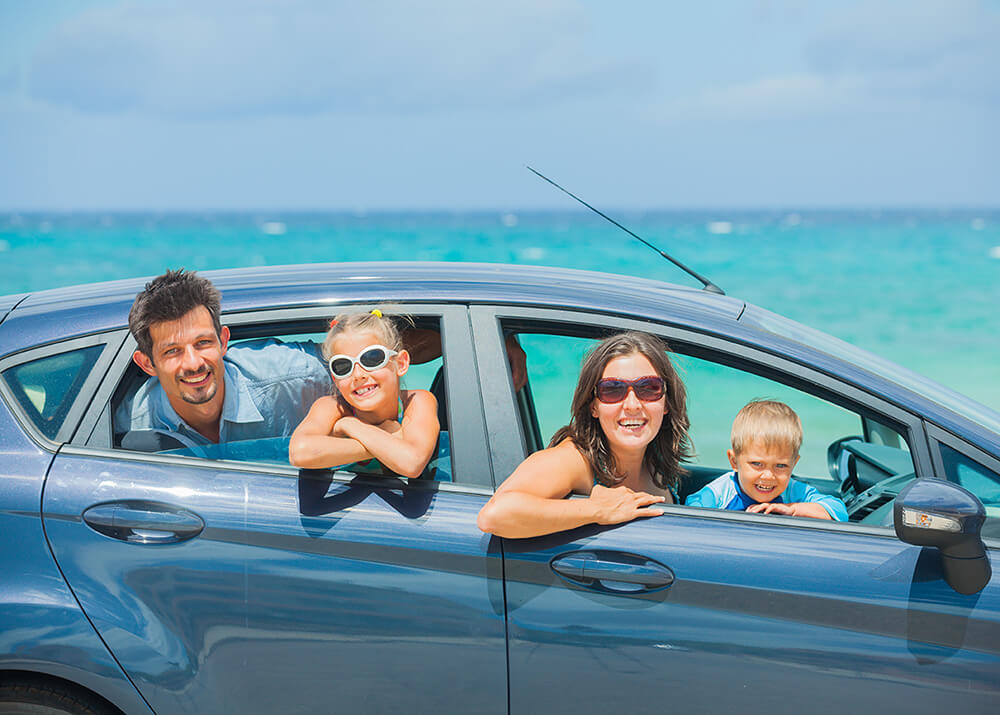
top-left (321, 308), bottom-right (411, 363)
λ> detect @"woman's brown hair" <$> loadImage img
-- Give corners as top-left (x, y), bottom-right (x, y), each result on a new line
top-left (549, 331), bottom-right (693, 491)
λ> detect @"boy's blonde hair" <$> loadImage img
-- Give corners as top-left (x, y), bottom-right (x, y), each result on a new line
top-left (731, 400), bottom-right (802, 457)
top-left (321, 308), bottom-right (411, 363)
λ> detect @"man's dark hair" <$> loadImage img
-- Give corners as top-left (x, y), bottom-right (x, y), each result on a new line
top-left (129, 269), bottom-right (223, 360)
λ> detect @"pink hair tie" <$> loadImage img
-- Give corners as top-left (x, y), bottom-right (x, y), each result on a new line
top-left (328, 319), bottom-right (339, 328)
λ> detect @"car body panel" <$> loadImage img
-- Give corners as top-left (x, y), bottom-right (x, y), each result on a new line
top-left (42, 451), bottom-right (506, 714)
top-left (502, 508), bottom-right (1000, 713)
top-left (0, 400), bottom-right (152, 714)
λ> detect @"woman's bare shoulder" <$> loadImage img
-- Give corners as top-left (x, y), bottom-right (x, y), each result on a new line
top-left (499, 438), bottom-right (593, 498)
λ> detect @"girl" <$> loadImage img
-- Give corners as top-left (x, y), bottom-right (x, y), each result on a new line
top-left (289, 309), bottom-right (440, 478)
top-left (477, 331), bottom-right (692, 537)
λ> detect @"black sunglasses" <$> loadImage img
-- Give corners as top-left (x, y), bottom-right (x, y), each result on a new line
top-left (595, 376), bottom-right (665, 404)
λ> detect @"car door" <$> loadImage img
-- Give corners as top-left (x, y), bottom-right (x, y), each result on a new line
top-left (471, 306), bottom-right (1000, 714)
top-left (42, 305), bottom-right (508, 714)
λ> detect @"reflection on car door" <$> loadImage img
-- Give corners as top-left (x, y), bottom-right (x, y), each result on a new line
top-left (499, 511), bottom-right (1000, 712)
top-left (42, 453), bottom-right (505, 714)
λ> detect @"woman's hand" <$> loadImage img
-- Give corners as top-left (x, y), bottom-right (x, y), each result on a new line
top-left (589, 484), bottom-right (665, 525)
top-left (477, 441), bottom-right (668, 538)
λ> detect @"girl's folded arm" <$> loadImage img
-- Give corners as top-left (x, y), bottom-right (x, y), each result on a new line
top-left (289, 396), bottom-right (374, 468)
top-left (339, 390), bottom-right (440, 478)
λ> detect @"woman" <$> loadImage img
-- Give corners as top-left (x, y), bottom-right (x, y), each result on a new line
top-left (477, 331), bottom-right (692, 538)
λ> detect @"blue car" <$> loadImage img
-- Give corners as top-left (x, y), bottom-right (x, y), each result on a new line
top-left (1, 262), bottom-right (998, 714)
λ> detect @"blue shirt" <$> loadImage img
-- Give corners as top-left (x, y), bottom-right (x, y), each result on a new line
top-left (117, 339), bottom-right (331, 447)
top-left (685, 471), bottom-right (848, 521)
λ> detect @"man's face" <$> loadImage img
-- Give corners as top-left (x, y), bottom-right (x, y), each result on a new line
top-left (134, 306), bottom-right (230, 412)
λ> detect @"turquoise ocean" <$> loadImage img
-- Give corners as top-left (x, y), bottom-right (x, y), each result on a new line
top-left (2, 210), bottom-right (998, 425)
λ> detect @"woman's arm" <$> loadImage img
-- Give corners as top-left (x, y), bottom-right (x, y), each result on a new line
top-left (333, 390), bottom-right (440, 478)
top-left (288, 396), bottom-right (374, 468)
top-left (476, 440), bottom-right (665, 538)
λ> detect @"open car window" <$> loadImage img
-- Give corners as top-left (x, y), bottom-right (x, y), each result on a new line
top-left (506, 321), bottom-right (917, 527)
top-left (109, 316), bottom-right (452, 481)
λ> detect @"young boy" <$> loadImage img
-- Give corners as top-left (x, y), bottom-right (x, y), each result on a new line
top-left (685, 400), bottom-right (848, 521)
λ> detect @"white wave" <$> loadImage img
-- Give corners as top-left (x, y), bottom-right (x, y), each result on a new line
top-left (260, 221), bottom-right (287, 236)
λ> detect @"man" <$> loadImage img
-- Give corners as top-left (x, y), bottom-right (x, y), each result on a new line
top-left (118, 269), bottom-right (330, 449)
top-left (117, 268), bottom-right (527, 451)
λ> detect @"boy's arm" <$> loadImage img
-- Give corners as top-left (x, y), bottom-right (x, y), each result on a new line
top-left (684, 484), bottom-right (720, 508)
top-left (747, 501), bottom-right (833, 519)
top-left (748, 479), bottom-right (848, 521)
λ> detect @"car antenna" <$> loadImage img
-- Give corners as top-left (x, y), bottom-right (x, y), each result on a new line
top-left (526, 165), bottom-right (724, 295)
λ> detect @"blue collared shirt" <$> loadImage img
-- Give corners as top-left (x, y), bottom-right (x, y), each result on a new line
top-left (685, 470), bottom-right (848, 521)
top-left (117, 339), bottom-right (331, 447)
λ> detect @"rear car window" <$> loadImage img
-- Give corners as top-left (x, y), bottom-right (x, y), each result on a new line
top-left (2, 345), bottom-right (104, 439)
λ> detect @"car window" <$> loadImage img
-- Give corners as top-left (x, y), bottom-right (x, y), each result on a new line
top-left (939, 444), bottom-right (1000, 504)
top-left (508, 324), bottom-right (916, 526)
top-left (1, 345), bottom-right (105, 440)
top-left (111, 317), bottom-right (452, 480)
top-left (937, 442), bottom-right (1000, 538)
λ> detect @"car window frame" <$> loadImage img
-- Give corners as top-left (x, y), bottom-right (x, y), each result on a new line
top-left (0, 332), bottom-right (125, 448)
top-left (469, 305), bottom-right (933, 500)
top-left (926, 420), bottom-right (1000, 539)
top-left (68, 303), bottom-right (496, 491)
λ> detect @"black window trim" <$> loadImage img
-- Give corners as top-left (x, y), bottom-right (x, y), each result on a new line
top-left (69, 303), bottom-right (496, 491)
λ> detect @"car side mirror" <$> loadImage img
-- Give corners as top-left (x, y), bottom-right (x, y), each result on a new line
top-left (893, 478), bottom-right (991, 595)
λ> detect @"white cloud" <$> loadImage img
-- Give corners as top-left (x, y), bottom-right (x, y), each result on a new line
top-left (24, 0), bottom-right (645, 118)
top-left (661, 0), bottom-right (999, 124)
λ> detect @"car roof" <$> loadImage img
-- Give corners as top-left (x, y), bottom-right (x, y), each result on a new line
top-left (0, 262), bottom-right (744, 352)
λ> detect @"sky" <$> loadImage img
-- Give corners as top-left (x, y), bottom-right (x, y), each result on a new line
top-left (0, 0), bottom-right (997, 211)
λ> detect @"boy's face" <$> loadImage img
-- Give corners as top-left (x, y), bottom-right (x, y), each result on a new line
top-left (727, 440), bottom-right (800, 503)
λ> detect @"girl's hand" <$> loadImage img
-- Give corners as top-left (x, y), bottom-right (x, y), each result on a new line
top-left (332, 415), bottom-right (361, 437)
top-left (590, 484), bottom-right (665, 525)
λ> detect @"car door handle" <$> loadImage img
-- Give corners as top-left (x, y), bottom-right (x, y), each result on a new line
top-left (550, 550), bottom-right (674, 593)
top-left (82, 501), bottom-right (205, 545)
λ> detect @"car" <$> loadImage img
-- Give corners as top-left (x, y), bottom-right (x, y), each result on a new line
top-left (1, 261), bottom-right (998, 714)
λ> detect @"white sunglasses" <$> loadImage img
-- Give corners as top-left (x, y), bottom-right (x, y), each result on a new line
top-left (328, 344), bottom-right (399, 378)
